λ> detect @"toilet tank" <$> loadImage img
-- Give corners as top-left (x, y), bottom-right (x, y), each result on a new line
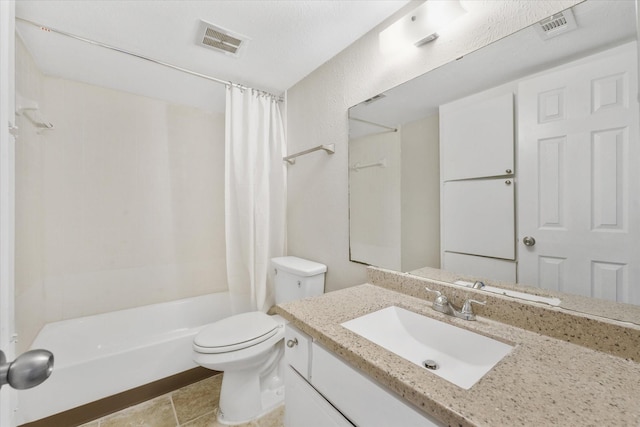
top-left (271, 256), bottom-right (327, 304)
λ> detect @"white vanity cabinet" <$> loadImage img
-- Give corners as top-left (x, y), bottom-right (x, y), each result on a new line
top-left (284, 324), bottom-right (444, 427)
top-left (284, 324), bottom-right (353, 427)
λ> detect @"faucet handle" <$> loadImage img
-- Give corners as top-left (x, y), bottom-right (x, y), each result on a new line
top-left (425, 287), bottom-right (450, 311)
top-left (424, 287), bottom-right (441, 297)
top-left (461, 299), bottom-right (486, 315)
top-left (425, 287), bottom-right (447, 302)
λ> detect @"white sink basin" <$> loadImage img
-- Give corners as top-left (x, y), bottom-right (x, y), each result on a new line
top-left (341, 306), bottom-right (513, 389)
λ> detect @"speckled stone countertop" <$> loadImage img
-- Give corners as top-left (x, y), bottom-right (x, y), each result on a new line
top-left (369, 267), bottom-right (640, 362)
top-left (275, 284), bottom-right (640, 427)
top-left (409, 265), bottom-right (640, 325)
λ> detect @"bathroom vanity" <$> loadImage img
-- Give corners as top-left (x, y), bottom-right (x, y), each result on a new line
top-left (276, 275), bottom-right (640, 426)
top-left (284, 323), bottom-right (442, 426)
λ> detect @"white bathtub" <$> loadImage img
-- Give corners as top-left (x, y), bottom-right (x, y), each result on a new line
top-left (16, 292), bottom-right (232, 424)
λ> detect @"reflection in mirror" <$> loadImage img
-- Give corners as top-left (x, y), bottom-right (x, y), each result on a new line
top-left (348, 0), bottom-right (640, 324)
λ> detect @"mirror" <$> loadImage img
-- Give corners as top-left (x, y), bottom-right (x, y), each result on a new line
top-left (348, 0), bottom-right (640, 324)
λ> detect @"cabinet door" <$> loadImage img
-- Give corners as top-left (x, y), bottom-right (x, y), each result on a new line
top-left (442, 178), bottom-right (515, 260)
top-left (284, 325), bottom-right (311, 379)
top-left (284, 366), bottom-right (353, 427)
top-left (440, 92), bottom-right (514, 181)
top-left (311, 343), bottom-right (443, 427)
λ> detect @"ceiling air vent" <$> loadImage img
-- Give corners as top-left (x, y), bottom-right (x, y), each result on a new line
top-left (535, 9), bottom-right (578, 41)
top-left (197, 20), bottom-right (249, 57)
top-left (363, 94), bottom-right (386, 105)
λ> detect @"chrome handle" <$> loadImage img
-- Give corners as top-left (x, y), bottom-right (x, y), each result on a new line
top-left (472, 281), bottom-right (485, 289)
top-left (425, 287), bottom-right (451, 314)
top-left (523, 236), bottom-right (536, 247)
top-left (424, 287), bottom-right (441, 297)
top-left (505, 180), bottom-right (512, 185)
top-left (461, 299), bottom-right (486, 314)
top-left (0, 349), bottom-right (54, 390)
top-left (286, 338), bottom-right (298, 348)
top-left (506, 169), bottom-right (512, 174)
top-left (425, 287), bottom-right (448, 304)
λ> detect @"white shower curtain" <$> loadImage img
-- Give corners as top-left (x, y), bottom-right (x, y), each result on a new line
top-left (225, 86), bottom-right (287, 313)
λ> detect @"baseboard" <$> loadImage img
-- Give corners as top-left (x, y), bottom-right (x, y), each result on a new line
top-left (19, 367), bottom-right (219, 427)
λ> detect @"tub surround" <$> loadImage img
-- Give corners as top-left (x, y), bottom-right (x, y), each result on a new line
top-left (275, 283), bottom-right (640, 426)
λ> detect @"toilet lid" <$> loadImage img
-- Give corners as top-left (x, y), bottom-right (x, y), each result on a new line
top-left (194, 311), bottom-right (280, 353)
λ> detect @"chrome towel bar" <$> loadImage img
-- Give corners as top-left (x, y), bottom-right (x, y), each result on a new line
top-left (283, 144), bottom-right (335, 165)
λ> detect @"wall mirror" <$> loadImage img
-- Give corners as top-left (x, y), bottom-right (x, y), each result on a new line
top-left (348, 0), bottom-right (640, 324)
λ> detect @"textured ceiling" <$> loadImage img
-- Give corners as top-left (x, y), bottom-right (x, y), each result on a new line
top-left (15, 0), bottom-right (411, 112)
top-left (349, 0), bottom-right (637, 138)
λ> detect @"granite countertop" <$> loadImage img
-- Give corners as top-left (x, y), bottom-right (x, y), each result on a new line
top-left (275, 283), bottom-right (640, 427)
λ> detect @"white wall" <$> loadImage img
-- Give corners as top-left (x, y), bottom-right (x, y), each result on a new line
top-left (349, 130), bottom-right (401, 270)
top-left (401, 114), bottom-right (439, 272)
top-left (15, 37), bottom-right (46, 353)
top-left (286, 0), bottom-right (581, 292)
top-left (15, 39), bottom-right (226, 350)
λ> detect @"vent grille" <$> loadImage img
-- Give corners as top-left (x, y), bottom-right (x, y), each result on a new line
top-left (535, 9), bottom-right (577, 40)
top-left (198, 21), bottom-right (248, 57)
top-left (363, 94), bottom-right (386, 105)
top-left (540, 14), bottom-right (567, 32)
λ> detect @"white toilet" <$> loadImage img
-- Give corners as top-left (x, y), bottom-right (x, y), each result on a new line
top-left (193, 256), bottom-right (326, 425)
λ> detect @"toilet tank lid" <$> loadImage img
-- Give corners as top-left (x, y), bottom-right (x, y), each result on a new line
top-left (271, 256), bottom-right (327, 276)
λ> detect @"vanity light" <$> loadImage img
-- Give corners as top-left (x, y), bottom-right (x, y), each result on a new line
top-left (380, 0), bottom-right (466, 51)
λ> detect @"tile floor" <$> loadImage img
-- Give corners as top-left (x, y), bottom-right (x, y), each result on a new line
top-left (79, 374), bottom-right (284, 427)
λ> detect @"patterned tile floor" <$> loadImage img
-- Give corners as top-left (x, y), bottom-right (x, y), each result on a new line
top-left (79, 374), bottom-right (284, 427)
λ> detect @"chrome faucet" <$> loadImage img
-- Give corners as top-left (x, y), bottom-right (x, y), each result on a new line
top-left (425, 287), bottom-right (486, 321)
top-left (472, 281), bottom-right (486, 289)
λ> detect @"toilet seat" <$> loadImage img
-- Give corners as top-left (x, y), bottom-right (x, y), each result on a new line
top-left (194, 311), bottom-right (279, 354)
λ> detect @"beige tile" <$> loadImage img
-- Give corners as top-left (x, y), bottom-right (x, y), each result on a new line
top-left (180, 410), bottom-right (219, 427)
top-left (172, 374), bottom-right (222, 424)
top-left (78, 422), bottom-right (100, 427)
top-left (100, 395), bottom-right (177, 427)
top-left (251, 405), bottom-right (284, 427)
top-left (182, 406), bottom-right (283, 427)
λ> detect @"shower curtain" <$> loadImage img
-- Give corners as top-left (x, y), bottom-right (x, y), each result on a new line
top-left (225, 86), bottom-right (287, 313)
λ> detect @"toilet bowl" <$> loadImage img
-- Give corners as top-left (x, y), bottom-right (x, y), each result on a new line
top-left (193, 311), bottom-right (286, 424)
top-left (192, 256), bottom-right (326, 425)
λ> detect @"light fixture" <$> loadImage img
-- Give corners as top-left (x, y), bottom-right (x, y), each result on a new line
top-left (380, 0), bottom-right (467, 51)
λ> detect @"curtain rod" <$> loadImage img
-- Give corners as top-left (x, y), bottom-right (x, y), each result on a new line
top-left (16, 17), bottom-right (283, 101)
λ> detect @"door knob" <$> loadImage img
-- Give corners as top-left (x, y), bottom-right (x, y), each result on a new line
top-left (522, 236), bottom-right (536, 247)
top-left (0, 349), bottom-right (54, 390)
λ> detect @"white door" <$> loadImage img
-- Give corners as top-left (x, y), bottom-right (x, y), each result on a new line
top-left (517, 42), bottom-right (640, 304)
top-left (1, 1), bottom-right (17, 426)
